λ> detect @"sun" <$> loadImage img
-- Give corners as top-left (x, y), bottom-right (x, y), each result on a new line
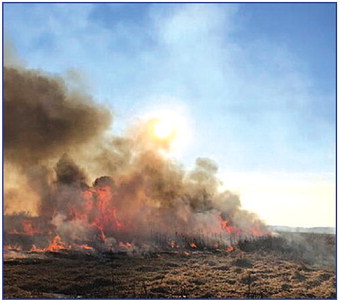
top-left (140, 107), bottom-right (192, 157)
top-left (153, 119), bottom-right (175, 139)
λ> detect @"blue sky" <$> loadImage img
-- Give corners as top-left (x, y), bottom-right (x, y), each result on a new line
top-left (4, 3), bottom-right (336, 227)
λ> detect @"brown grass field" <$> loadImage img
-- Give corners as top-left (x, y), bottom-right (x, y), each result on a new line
top-left (4, 232), bottom-right (336, 299)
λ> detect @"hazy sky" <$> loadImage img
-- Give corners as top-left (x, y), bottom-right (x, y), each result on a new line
top-left (4, 3), bottom-right (336, 227)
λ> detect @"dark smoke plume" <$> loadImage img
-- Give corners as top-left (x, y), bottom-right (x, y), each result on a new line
top-left (4, 66), bottom-right (112, 166)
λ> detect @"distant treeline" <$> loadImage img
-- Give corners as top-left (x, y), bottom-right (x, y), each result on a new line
top-left (269, 225), bottom-right (335, 234)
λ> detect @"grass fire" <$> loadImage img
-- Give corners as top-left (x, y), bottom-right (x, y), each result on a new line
top-left (4, 65), bottom-right (335, 298)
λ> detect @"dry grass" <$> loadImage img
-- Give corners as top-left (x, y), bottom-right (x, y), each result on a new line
top-left (4, 233), bottom-right (336, 299)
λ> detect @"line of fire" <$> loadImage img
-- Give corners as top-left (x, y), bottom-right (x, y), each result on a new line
top-left (4, 161), bottom-right (271, 257)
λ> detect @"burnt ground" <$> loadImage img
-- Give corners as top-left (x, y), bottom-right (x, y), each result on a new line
top-left (3, 232), bottom-right (336, 299)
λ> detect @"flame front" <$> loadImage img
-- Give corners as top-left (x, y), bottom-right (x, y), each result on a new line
top-left (30, 235), bottom-right (70, 252)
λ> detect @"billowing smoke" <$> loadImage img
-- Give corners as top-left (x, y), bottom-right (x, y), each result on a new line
top-left (4, 64), bottom-right (269, 252)
top-left (4, 66), bottom-right (111, 215)
top-left (4, 66), bottom-right (112, 165)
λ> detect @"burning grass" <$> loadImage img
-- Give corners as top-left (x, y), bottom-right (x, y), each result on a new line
top-left (4, 232), bottom-right (335, 299)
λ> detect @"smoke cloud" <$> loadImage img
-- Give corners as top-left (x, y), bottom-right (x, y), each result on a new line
top-left (4, 66), bottom-right (112, 165)
top-left (4, 64), bottom-right (269, 251)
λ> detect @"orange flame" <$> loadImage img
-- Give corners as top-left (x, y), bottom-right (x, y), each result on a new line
top-left (29, 244), bottom-right (45, 253)
top-left (29, 240), bottom-right (94, 253)
top-left (119, 242), bottom-right (133, 248)
top-left (29, 235), bottom-right (70, 253)
top-left (168, 240), bottom-right (179, 248)
top-left (217, 216), bottom-right (241, 234)
top-left (4, 245), bottom-right (22, 251)
top-left (217, 216), bottom-right (232, 233)
top-left (226, 246), bottom-right (234, 252)
top-left (75, 244), bottom-right (94, 250)
top-left (46, 235), bottom-right (70, 251)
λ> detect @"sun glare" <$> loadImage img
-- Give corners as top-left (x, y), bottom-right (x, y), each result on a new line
top-left (140, 106), bottom-right (193, 157)
top-left (153, 119), bottom-right (175, 139)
